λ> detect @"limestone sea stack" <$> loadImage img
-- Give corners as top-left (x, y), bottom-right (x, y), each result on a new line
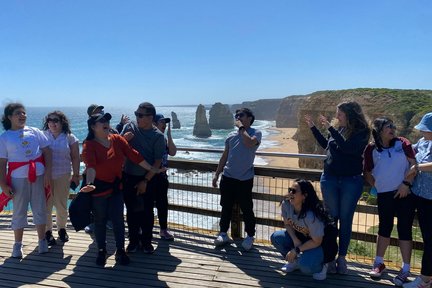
top-left (209, 102), bottom-right (234, 129)
top-left (193, 104), bottom-right (212, 138)
top-left (171, 111), bottom-right (181, 129)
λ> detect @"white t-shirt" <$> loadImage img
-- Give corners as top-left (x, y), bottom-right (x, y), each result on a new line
top-left (0, 126), bottom-right (49, 178)
top-left (44, 131), bottom-right (79, 179)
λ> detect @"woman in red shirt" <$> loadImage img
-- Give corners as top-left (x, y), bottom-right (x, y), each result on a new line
top-left (81, 112), bottom-right (165, 266)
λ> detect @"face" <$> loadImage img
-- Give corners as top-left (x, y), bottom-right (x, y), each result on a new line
top-left (235, 111), bottom-right (250, 125)
top-left (91, 118), bottom-right (110, 137)
top-left (336, 108), bottom-right (347, 127)
top-left (47, 114), bottom-right (62, 134)
top-left (8, 108), bottom-right (27, 130)
top-left (156, 120), bottom-right (167, 133)
top-left (134, 109), bottom-right (153, 128)
top-left (288, 182), bottom-right (306, 207)
top-left (379, 122), bottom-right (396, 142)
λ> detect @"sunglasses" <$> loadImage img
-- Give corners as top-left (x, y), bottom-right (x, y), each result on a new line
top-left (235, 112), bottom-right (245, 119)
top-left (288, 187), bottom-right (297, 194)
top-left (134, 112), bottom-right (153, 118)
top-left (47, 118), bottom-right (60, 123)
top-left (384, 123), bottom-right (396, 129)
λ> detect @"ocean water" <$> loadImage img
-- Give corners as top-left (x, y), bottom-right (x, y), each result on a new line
top-left (1, 106), bottom-right (278, 165)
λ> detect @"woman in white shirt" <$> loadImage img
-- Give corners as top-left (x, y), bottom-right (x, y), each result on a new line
top-left (43, 111), bottom-right (80, 245)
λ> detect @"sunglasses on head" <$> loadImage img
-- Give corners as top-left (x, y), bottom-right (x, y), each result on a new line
top-left (235, 112), bottom-right (245, 119)
top-left (384, 123), bottom-right (396, 129)
top-left (47, 118), bottom-right (60, 123)
top-left (134, 111), bottom-right (152, 118)
top-left (288, 187), bottom-right (297, 194)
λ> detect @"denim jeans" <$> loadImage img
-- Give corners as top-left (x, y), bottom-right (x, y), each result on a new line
top-left (92, 190), bottom-right (125, 250)
top-left (271, 230), bottom-right (323, 274)
top-left (320, 173), bottom-right (364, 256)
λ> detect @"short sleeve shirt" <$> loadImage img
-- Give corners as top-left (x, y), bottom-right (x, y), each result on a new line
top-left (281, 200), bottom-right (324, 238)
top-left (44, 131), bottom-right (79, 179)
top-left (0, 126), bottom-right (49, 178)
top-left (222, 127), bottom-right (262, 181)
top-left (412, 138), bottom-right (432, 200)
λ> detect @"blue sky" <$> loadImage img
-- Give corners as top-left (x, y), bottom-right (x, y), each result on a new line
top-left (1, 0), bottom-right (431, 107)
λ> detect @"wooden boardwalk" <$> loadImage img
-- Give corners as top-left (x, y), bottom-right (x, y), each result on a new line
top-left (0, 216), bottom-right (400, 287)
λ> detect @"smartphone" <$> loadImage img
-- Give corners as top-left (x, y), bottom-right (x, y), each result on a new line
top-left (70, 181), bottom-right (78, 191)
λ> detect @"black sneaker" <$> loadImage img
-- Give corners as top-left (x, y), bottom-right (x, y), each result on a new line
top-left (45, 230), bottom-right (57, 246)
top-left (142, 243), bottom-right (155, 254)
top-left (96, 249), bottom-right (107, 266)
top-left (115, 249), bottom-right (130, 265)
top-left (58, 228), bottom-right (69, 242)
top-left (126, 242), bottom-right (139, 253)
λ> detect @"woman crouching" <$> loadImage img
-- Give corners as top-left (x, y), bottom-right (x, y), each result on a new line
top-left (271, 179), bottom-right (336, 280)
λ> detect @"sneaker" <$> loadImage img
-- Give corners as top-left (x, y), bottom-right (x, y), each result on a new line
top-left (160, 229), bottom-right (174, 241)
top-left (115, 248), bottom-right (130, 265)
top-left (45, 230), bottom-right (57, 246)
top-left (241, 236), bottom-right (254, 251)
top-left (38, 239), bottom-right (49, 254)
top-left (11, 242), bottom-right (23, 258)
top-left (126, 242), bottom-right (139, 253)
top-left (313, 263), bottom-right (328, 280)
top-left (336, 256), bottom-right (348, 274)
top-left (58, 228), bottom-right (69, 242)
top-left (369, 262), bottom-right (386, 278)
top-left (84, 224), bottom-right (94, 234)
top-left (96, 249), bottom-right (107, 266)
top-left (281, 261), bottom-right (299, 273)
top-left (403, 276), bottom-right (432, 288)
top-left (142, 243), bottom-right (155, 254)
top-left (394, 269), bottom-right (410, 286)
top-left (327, 259), bottom-right (337, 274)
top-left (214, 232), bottom-right (232, 247)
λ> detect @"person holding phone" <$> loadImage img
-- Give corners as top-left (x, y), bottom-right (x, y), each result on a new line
top-left (42, 111), bottom-right (80, 245)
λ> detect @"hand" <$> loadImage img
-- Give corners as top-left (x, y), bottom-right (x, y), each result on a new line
top-left (121, 114), bottom-right (130, 125)
top-left (167, 122), bottom-right (172, 136)
top-left (123, 132), bottom-right (134, 142)
top-left (285, 249), bottom-right (297, 263)
top-left (235, 119), bottom-right (243, 129)
top-left (44, 172), bottom-right (52, 190)
top-left (80, 184), bottom-right (95, 193)
top-left (135, 180), bottom-right (147, 195)
top-left (212, 176), bottom-right (219, 188)
top-left (1, 185), bottom-right (14, 198)
top-left (304, 114), bottom-right (315, 128)
top-left (394, 184), bottom-right (410, 199)
top-left (405, 165), bottom-right (418, 178)
top-left (318, 114), bottom-right (331, 129)
top-left (71, 174), bottom-right (80, 186)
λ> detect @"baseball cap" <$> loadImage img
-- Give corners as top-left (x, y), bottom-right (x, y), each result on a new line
top-left (87, 104), bottom-right (104, 116)
top-left (154, 114), bottom-right (171, 123)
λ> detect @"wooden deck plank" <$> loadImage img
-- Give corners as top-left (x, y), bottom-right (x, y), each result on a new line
top-left (0, 221), bottom-right (404, 288)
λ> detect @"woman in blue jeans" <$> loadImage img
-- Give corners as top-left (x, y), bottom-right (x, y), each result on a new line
top-left (305, 101), bottom-right (370, 274)
top-left (271, 179), bottom-right (336, 281)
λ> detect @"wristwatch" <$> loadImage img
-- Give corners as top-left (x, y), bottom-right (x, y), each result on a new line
top-left (295, 247), bottom-right (301, 254)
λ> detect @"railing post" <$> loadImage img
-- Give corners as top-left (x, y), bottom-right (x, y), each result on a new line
top-left (230, 203), bottom-right (242, 239)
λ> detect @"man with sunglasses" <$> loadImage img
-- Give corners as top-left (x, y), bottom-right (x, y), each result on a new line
top-left (212, 108), bottom-right (262, 251)
top-left (121, 102), bottom-right (166, 254)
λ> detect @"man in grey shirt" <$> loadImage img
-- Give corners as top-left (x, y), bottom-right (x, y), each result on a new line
top-left (212, 108), bottom-right (262, 251)
top-left (122, 102), bottom-right (166, 254)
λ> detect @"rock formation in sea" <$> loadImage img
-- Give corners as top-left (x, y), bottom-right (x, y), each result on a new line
top-left (193, 104), bottom-right (212, 138)
top-left (294, 88), bottom-right (432, 169)
top-left (276, 95), bottom-right (308, 128)
top-left (231, 98), bottom-right (282, 120)
top-left (209, 102), bottom-right (234, 129)
top-left (171, 111), bottom-right (181, 129)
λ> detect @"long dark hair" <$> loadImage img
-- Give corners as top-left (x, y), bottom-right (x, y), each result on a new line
top-left (1, 103), bottom-right (25, 130)
top-left (371, 116), bottom-right (397, 152)
top-left (289, 179), bottom-right (333, 225)
top-left (337, 101), bottom-right (370, 139)
top-left (43, 110), bottom-right (72, 134)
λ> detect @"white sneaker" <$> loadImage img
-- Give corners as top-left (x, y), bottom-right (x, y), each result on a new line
top-left (403, 276), bottom-right (432, 288)
top-left (241, 236), bottom-right (254, 251)
top-left (12, 242), bottom-right (23, 258)
top-left (38, 239), bottom-right (49, 254)
top-left (313, 263), bottom-right (328, 280)
top-left (214, 232), bottom-right (232, 247)
top-left (281, 261), bottom-right (299, 273)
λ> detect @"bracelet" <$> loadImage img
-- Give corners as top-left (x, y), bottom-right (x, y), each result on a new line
top-left (402, 180), bottom-right (412, 188)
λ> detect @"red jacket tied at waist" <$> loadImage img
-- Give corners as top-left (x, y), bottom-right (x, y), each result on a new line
top-left (6, 155), bottom-right (45, 186)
